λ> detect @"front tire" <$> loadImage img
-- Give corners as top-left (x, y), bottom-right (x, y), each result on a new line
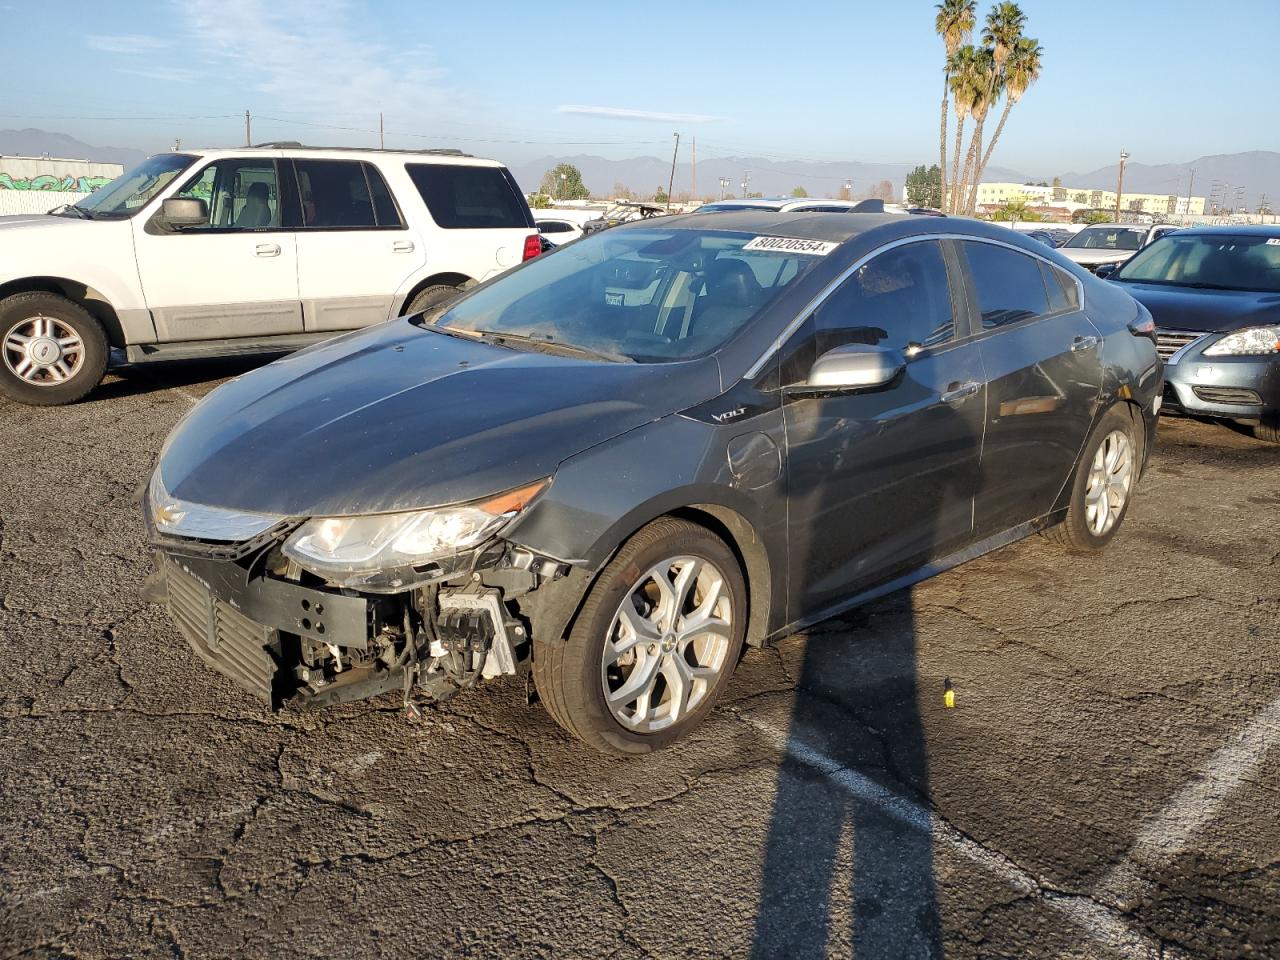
top-left (1042, 405), bottom-right (1138, 551)
top-left (1251, 415), bottom-right (1280, 444)
top-left (534, 518), bottom-right (747, 756)
top-left (0, 292), bottom-right (108, 406)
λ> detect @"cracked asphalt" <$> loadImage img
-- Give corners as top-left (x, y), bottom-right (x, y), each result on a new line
top-left (1, 360), bottom-right (1277, 959)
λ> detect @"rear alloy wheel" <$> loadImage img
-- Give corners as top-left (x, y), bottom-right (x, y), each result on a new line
top-left (1043, 405), bottom-right (1137, 551)
top-left (534, 518), bottom-right (747, 755)
top-left (0, 292), bottom-right (108, 405)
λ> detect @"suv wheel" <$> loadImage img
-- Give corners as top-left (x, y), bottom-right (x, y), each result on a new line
top-left (0, 292), bottom-right (109, 406)
top-left (534, 518), bottom-right (747, 755)
top-left (403, 284), bottom-right (463, 317)
top-left (1042, 405), bottom-right (1138, 551)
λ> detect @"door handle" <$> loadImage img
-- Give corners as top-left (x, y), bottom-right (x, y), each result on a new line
top-left (392, 240), bottom-right (415, 253)
top-left (254, 243), bottom-right (281, 257)
top-left (941, 381), bottom-right (981, 403)
top-left (1071, 334), bottom-right (1100, 352)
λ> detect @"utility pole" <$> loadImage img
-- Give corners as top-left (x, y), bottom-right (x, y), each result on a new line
top-left (172, 138), bottom-right (181, 152)
top-left (1113, 151), bottom-right (1129, 219)
top-left (379, 112), bottom-right (384, 149)
top-left (718, 177), bottom-right (729, 200)
top-left (245, 110), bottom-right (252, 146)
top-left (741, 170), bottom-right (751, 199)
top-left (665, 132), bottom-right (680, 211)
top-left (1184, 169), bottom-right (1194, 217)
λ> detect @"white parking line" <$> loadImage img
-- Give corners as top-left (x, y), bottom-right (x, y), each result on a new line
top-left (738, 712), bottom-right (1164, 958)
top-left (1098, 693), bottom-right (1280, 908)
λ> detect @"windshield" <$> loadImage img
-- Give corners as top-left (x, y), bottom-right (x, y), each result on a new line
top-left (71, 153), bottom-right (196, 219)
top-left (430, 228), bottom-right (826, 362)
top-left (1114, 234), bottom-right (1280, 293)
top-left (1064, 225), bottom-right (1147, 251)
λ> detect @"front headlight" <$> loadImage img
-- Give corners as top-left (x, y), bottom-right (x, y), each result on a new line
top-left (1202, 326), bottom-right (1280, 356)
top-left (281, 480), bottom-right (547, 592)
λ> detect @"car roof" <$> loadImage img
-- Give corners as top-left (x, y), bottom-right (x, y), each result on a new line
top-left (621, 210), bottom-right (914, 243)
top-left (1162, 224), bottom-right (1280, 239)
top-left (184, 145), bottom-right (505, 167)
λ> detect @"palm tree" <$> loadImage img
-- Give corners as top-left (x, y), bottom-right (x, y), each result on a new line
top-left (963, 2), bottom-right (1026, 213)
top-left (974, 37), bottom-right (1043, 192)
top-left (947, 45), bottom-right (980, 214)
top-left (955, 46), bottom-right (995, 215)
top-left (935, 0), bottom-right (976, 214)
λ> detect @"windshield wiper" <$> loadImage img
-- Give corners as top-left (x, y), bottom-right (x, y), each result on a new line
top-left (52, 204), bottom-right (93, 220)
top-left (473, 330), bottom-right (634, 363)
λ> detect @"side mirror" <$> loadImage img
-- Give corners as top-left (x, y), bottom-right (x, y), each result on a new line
top-left (799, 343), bottom-right (905, 393)
top-left (1093, 263), bottom-right (1119, 280)
top-left (154, 197), bottom-right (208, 232)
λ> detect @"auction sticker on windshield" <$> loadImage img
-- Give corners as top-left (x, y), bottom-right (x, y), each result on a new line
top-left (742, 236), bottom-right (839, 255)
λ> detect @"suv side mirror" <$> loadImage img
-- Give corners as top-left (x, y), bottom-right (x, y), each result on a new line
top-left (797, 343), bottom-right (905, 393)
top-left (1093, 263), bottom-right (1119, 280)
top-left (154, 197), bottom-right (209, 232)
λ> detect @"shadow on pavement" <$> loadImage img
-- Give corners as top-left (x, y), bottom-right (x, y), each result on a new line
top-left (91, 355), bottom-right (282, 402)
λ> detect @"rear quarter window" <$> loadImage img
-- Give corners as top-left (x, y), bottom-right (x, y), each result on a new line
top-left (406, 163), bottom-right (534, 229)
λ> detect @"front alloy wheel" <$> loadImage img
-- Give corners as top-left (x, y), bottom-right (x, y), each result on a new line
top-left (602, 556), bottom-right (733, 732)
top-left (534, 517), bottom-right (747, 755)
top-left (3, 315), bottom-right (86, 386)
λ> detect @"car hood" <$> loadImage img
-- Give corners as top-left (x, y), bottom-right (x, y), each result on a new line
top-left (1112, 282), bottom-right (1280, 333)
top-left (1059, 247), bottom-right (1133, 266)
top-left (159, 319), bottom-right (722, 517)
top-left (0, 212), bottom-right (95, 232)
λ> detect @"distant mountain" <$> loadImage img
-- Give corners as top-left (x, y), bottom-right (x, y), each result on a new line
top-left (0, 128), bottom-right (149, 168)
top-left (510, 153), bottom-right (1029, 201)
top-left (1061, 151), bottom-right (1280, 206)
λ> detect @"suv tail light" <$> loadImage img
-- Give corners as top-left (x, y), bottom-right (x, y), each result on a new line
top-left (522, 233), bottom-right (542, 261)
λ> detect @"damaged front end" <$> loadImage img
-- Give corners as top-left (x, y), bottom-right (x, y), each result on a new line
top-left (142, 474), bottom-right (575, 712)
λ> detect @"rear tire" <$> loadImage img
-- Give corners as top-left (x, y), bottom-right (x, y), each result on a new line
top-left (1043, 405), bottom-right (1138, 551)
top-left (533, 518), bottom-right (747, 756)
top-left (402, 284), bottom-right (463, 317)
top-left (0, 292), bottom-right (108, 406)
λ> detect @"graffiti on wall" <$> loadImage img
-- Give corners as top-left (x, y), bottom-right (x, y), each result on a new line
top-left (0, 173), bottom-right (114, 191)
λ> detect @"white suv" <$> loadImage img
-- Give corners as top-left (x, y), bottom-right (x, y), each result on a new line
top-left (0, 144), bottom-right (539, 404)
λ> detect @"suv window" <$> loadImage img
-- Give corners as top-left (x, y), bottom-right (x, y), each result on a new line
top-left (175, 159), bottom-right (280, 230)
top-left (961, 241), bottom-right (1050, 329)
top-left (811, 240), bottom-right (956, 354)
top-left (295, 159), bottom-right (373, 228)
top-left (406, 163), bottom-right (533, 229)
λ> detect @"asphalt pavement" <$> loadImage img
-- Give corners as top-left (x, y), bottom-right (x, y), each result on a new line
top-left (1, 360), bottom-right (1277, 959)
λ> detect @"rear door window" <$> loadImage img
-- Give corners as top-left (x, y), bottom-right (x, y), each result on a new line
top-left (406, 163), bottom-right (534, 229)
top-left (293, 159), bottom-right (378, 229)
top-left (961, 242), bottom-right (1051, 329)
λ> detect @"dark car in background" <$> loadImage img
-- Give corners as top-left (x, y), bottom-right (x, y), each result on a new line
top-left (142, 213), bottom-right (1160, 755)
top-left (1106, 225), bottom-right (1280, 442)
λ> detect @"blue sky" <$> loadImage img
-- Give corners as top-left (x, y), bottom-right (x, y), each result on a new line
top-left (4, 0), bottom-right (1278, 176)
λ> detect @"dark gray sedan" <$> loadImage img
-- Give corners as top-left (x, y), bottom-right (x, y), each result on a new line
top-left (143, 212), bottom-right (1161, 754)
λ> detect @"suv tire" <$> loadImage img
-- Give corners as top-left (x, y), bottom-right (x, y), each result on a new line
top-left (0, 292), bottom-right (109, 406)
top-left (534, 517), bottom-right (747, 755)
top-left (1043, 405), bottom-right (1138, 551)
top-left (403, 284), bottom-right (463, 317)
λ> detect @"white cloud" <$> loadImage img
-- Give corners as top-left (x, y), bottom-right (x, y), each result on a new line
top-left (183, 0), bottom-right (448, 124)
top-left (118, 66), bottom-right (200, 84)
top-left (557, 104), bottom-right (728, 124)
top-left (87, 34), bottom-right (170, 54)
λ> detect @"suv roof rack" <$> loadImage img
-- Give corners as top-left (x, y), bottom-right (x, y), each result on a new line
top-left (241, 142), bottom-right (474, 158)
